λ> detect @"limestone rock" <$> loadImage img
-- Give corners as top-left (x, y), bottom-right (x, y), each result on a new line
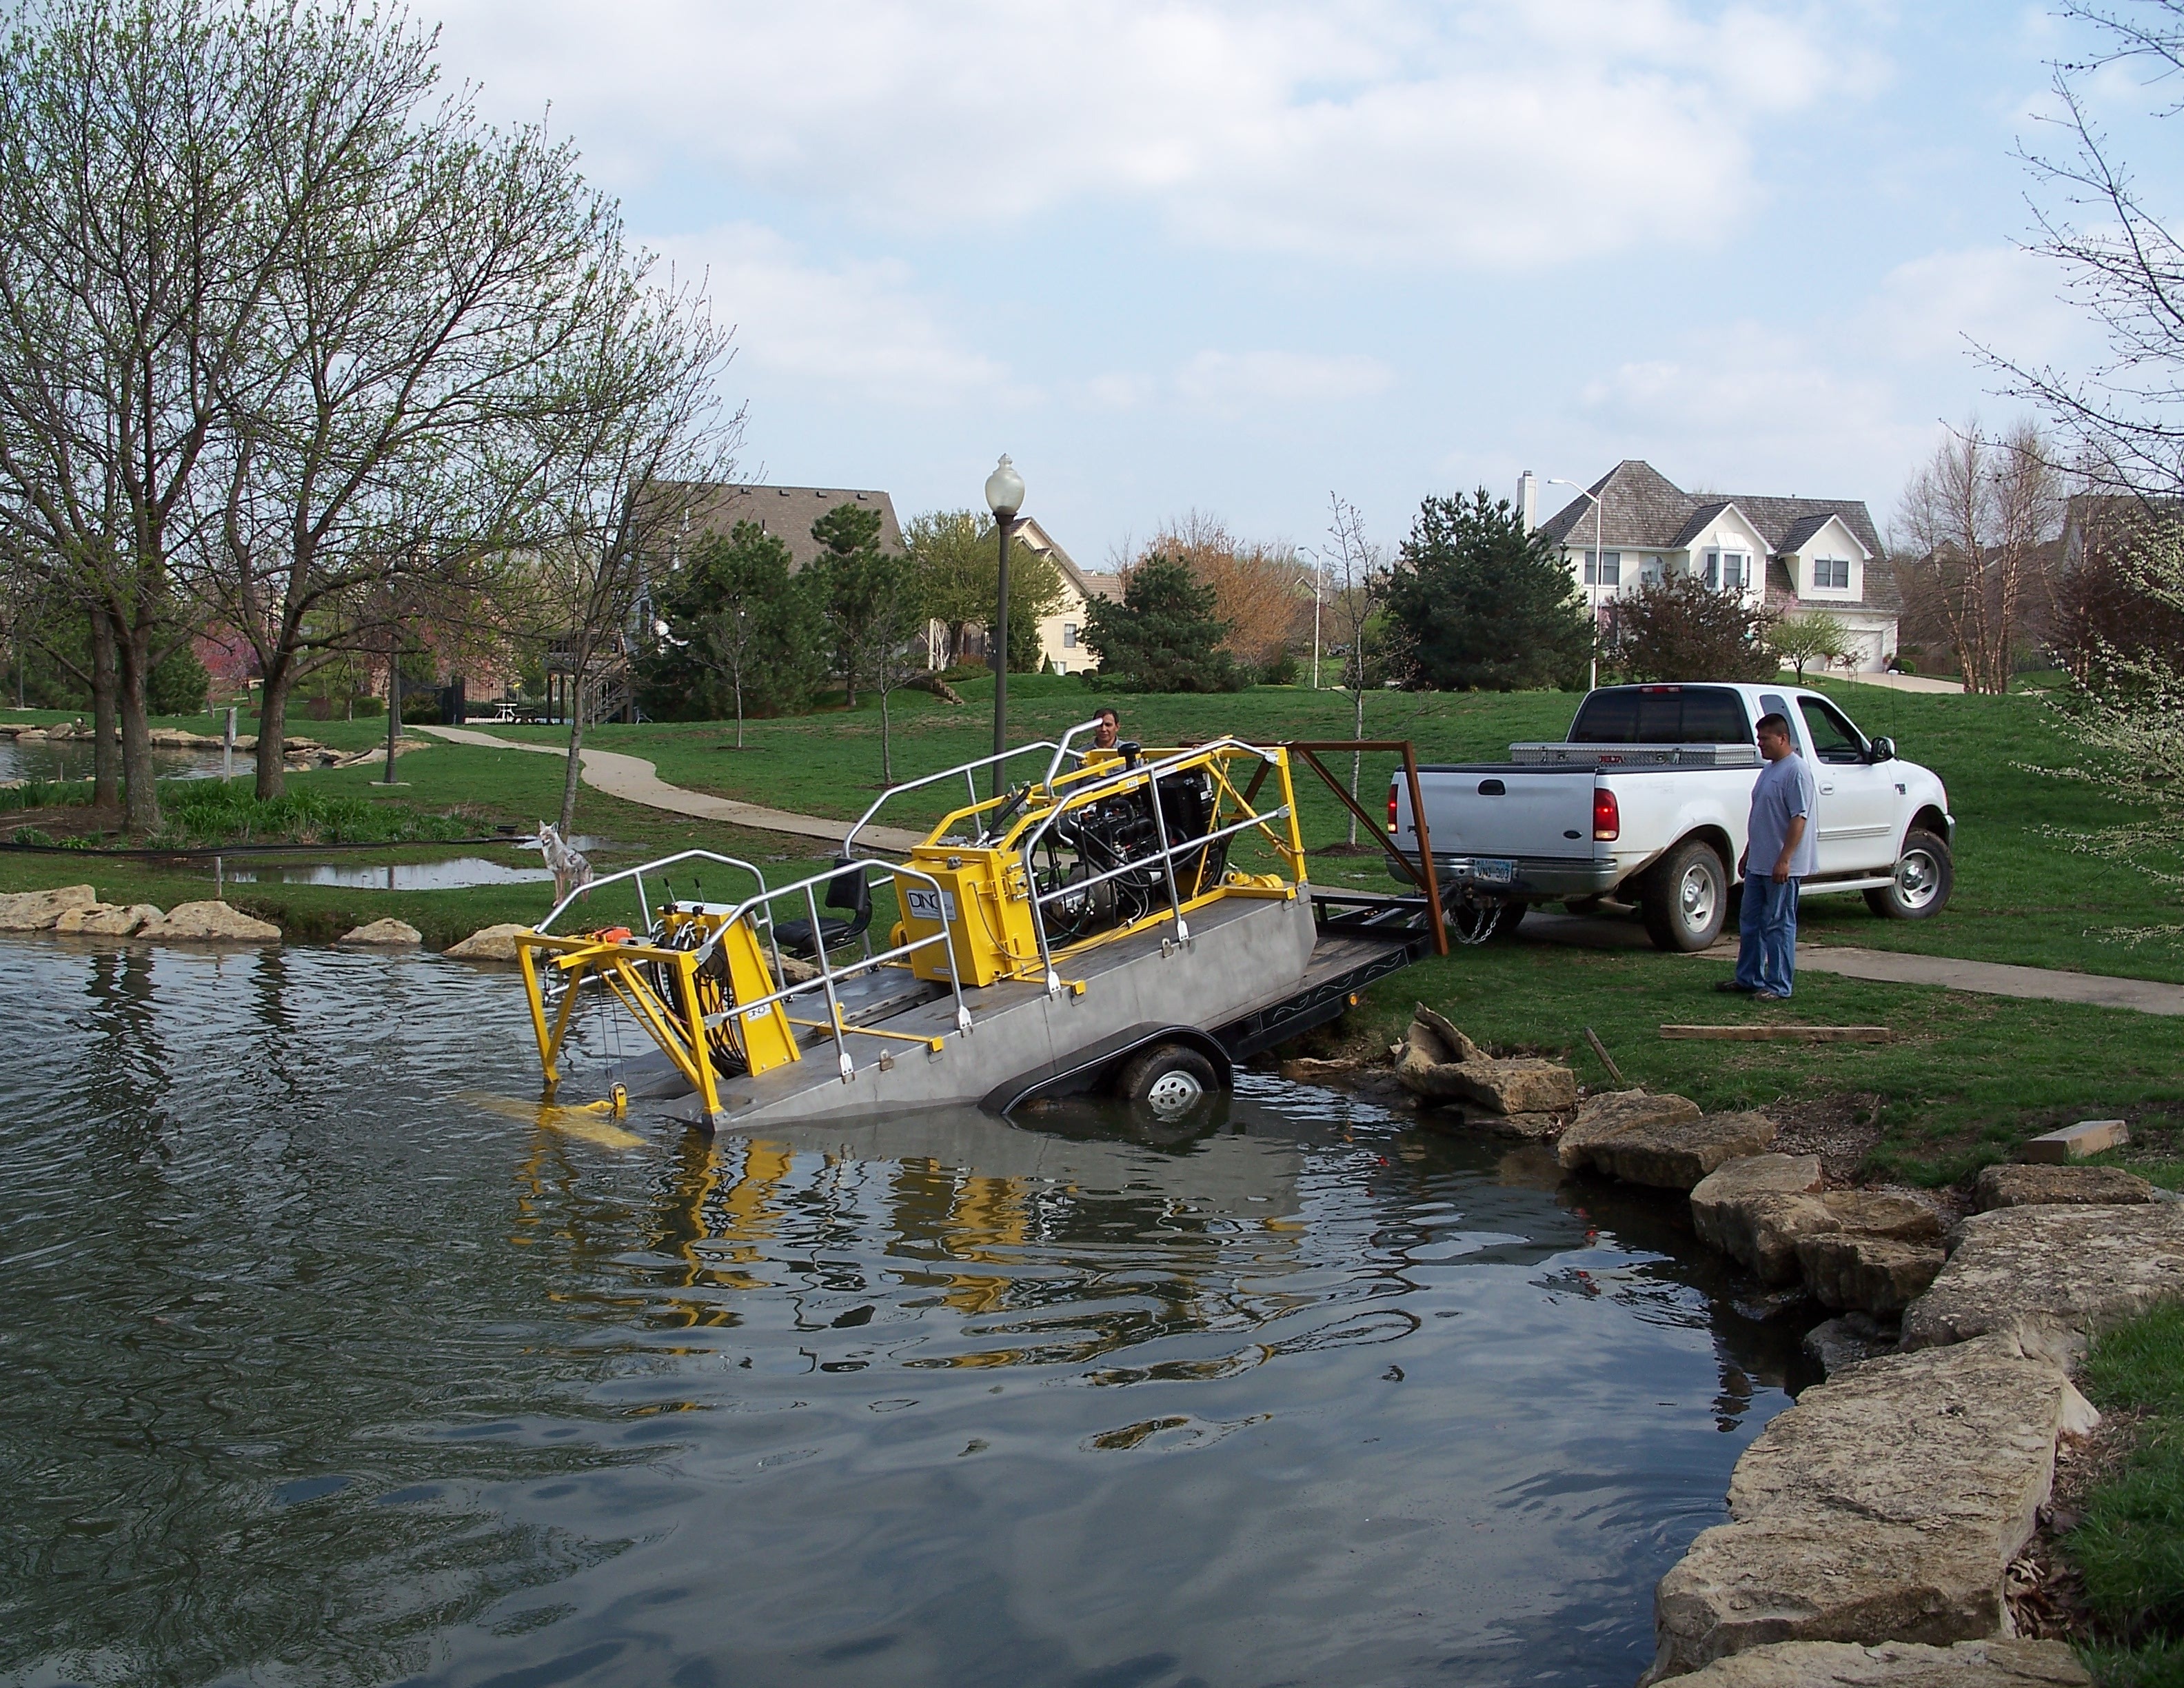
top-left (0, 884), bottom-right (98, 931)
top-left (1797, 1234), bottom-right (1946, 1313)
top-left (1902, 1202), bottom-right (2184, 1351)
top-left (441, 922), bottom-right (532, 963)
top-left (55, 901), bottom-right (161, 937)
top-left (1801, 1314), bottom-right (1895, 1377)
top-left (1819, 1192), bottom-right (1946, 1245)
top-left (337, 918), bottom-right (423, 946)
top-left (1278, 1056), bottom-right (1359, 1082)
top-left (1666, 1637), bottom-right (2090, 1685)
top-left (1973, 1164), bottom-right (2154, 1212)
top-left (1694, 1155), bottom-right (1826, 1263)
top-left (1646, 1333), bottom-right (2092, 1680)
top-left (1394, 1005), bottom-right (1575, 1115)
top-left (1703, 1189), bottom-right (1941, 1288)
top-left (136, 900), bottom-right (281, 942)
top-left (1577, 1109), bottom-right (1779, 1191)
top-left (1556, 1088), bottom-right (1703, 1169)
top-left (2021, 1120), bottom-right (2128, 1163)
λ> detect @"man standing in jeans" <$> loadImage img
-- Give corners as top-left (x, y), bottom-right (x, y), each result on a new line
top-left (1720, 712), bottom-right (1817, 1002)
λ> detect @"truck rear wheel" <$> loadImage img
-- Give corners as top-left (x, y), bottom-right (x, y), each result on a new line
top-left (1115, 1044), bottom-right (1220, 1123)
top-left (1865, 829), bottom-right (1952, 920)
top-left (1641, 840), bottom-right (1729, 953)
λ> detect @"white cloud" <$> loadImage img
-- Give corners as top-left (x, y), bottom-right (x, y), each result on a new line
top-left (655, 223), bottom-right (1020, 405)
top-left (1863, 245), bottom-right (2084, 365)
top-left (427, 0), bottom-right (1888, 269)
top-left (1175, 350), bottom-right (1395, 412)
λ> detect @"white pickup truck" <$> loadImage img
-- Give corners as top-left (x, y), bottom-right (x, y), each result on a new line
top-left (1388, 682), bottom-right (1954, 952)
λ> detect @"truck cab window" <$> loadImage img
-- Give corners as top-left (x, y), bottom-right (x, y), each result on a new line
top-left (1797, 698), bottom-right (1866, 765)
top-left (1568, 690), bottom-right (1639, 742)
top-left (1568, 685), bottom-right (1752, 743)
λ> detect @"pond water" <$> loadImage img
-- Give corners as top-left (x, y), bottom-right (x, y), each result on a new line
top-left (0, 740), bottom-right (244, 783)
top-left (0, 941), bottom-right (1799, 1688)
top-left (218, 856), bottom-right (552, 890)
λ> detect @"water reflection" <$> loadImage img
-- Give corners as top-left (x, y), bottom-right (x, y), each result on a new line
top-left (0, 941), bottom-right (1799, 1688)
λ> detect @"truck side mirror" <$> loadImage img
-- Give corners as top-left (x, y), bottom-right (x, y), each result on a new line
top-left (1868, 736), bottom-right (1896, 763)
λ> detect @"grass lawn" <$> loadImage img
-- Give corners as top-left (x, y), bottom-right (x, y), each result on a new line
top-left (2068, 1304), bottom-right (2184, 1687)
top-left (449, 672), bottom-right (2184, 985)
top-left (6, 682), bottom-right (2181, 1183)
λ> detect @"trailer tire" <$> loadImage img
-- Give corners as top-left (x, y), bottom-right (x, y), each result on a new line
top-left (1641, 839), bottom-right (1730, 953)
top-left (1489, 899), bottom-right (1528, 941)
top-left (1865, 829), bottom-right (1953, 920)
top-left (1115, 1044), bottom-right (1220, 1123)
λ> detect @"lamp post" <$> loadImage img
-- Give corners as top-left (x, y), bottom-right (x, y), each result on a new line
top-left (984, 454), bottom-right (1024, 796)
top-left (1549, 478), bottom-right (1606, 692)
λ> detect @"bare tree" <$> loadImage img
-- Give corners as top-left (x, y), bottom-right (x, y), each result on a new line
top-left (526, 268), bottom-right (738, 836)
top-left (201, 6), bottom-right (640, 799)
top-left (1894, 421), bottom-right (2065, 693)
top-left (1323, 494), bottom-right (1385, 845)
top-left (0, 0), bottom-right (307, 831)
top-left (2001, 1), bottom-right (2184, 495)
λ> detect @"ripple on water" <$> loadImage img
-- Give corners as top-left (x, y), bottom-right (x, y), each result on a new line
top-left (0, 943), bottom-right (1802, 1688)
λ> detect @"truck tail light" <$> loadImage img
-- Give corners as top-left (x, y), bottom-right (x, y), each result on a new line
top-left (1593, 787), bottom-right (1619, 841)
top-left (1387, 783), bottom-right (1399, 834)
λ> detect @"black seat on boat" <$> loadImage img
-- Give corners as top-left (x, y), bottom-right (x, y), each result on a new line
top-left (774, 858), bottom-right (873, 958)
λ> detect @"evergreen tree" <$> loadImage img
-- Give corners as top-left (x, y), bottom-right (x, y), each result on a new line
top-left (640, 523), bottom-right (823, 725)
top-left (1083, 554), bottom-right (1244, 692)
top-left (811, 503), bottom-right (887, 706)
top-left (1384, 490), bottom-right (1593, 690)
top-left (1604, 574), bottom-right (1779, 682)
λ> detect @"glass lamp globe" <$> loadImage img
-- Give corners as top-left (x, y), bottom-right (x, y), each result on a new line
top-left (984, 454), bottom-right (1024, 519)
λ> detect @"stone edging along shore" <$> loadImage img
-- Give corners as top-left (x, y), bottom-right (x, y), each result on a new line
top-left (1384, 1008), bottom-right (2183, 1688)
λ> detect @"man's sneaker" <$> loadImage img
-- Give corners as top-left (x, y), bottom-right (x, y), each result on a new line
top-left (1752, 990), bottom-right (1786, 1003)
top-left (1715, 980), bottom-right (1758, 994)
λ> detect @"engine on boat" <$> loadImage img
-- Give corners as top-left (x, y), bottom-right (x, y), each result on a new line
top-left (1033, 750), bottom-right (1226, 945)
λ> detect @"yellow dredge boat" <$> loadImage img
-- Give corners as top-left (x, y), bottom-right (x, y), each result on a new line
top-left (514, 719), bottom-right (1451, 1131)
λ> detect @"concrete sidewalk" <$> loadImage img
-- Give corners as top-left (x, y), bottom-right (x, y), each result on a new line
top-left (414, 725), bottom-right (928, 854)
top-left (1521, 909), bottom-right (2184, 1016)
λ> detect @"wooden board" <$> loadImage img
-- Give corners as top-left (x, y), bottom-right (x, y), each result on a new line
top-left (1659, 1025), bottom-right (1896, 1043)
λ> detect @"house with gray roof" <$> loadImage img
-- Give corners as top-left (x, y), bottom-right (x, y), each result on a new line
top-left (666, 481), bottom-right (906, 572)
top-left (1519, 461), bottom-right (1899, 671)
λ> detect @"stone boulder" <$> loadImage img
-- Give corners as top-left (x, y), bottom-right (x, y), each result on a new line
top-left (441, 923), bottom-right (532, 963)
top-left (1278, 1056), bottom-right (1359, 1082)
top-left (1395, 1004), bottom-right (1576, 1115)
top-left (1693, 1155), bottom-right (1826, 1263)
top-left (1972, 1164), bottom-right (2155, 1212)
top-left (1801, 1314), bottom-right (1896, 1378)
top-left (1667, 1637), bottom-right (2090, 1685)
top-left (1565, 1107), bottom-right (1777, 1191)
top-left (1902, 1202), bottom-right (2184, 1352)
top-left (0, 884), bottom-right (98, 931)
top-left (1797, 1234), bottom-right (1947, 1314)
top-left (1701, 1189), bottom-right (1943, 1288)
top-left (336, 918), bottom-right (423, 946)
top-left (1644, 1332), bottom-right (2096, 1682)
top-left (54, 901), bottom-right (161, 937)
top-left (1556, 1089), bottom-right (1702, 1169)
top-left (136, 901), bottom-right (281, 942)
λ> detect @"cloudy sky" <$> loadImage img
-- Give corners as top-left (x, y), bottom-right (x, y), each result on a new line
top-left (423, 0), bottom-right (2176, 561)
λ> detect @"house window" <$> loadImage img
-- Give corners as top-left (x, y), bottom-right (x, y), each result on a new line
top-left (1584, 550), bottom-right (1621, 587)
top-left (1721, 552), bottom-right (1748, 590)
top-left (1062, 622), bottom-right (1078, 648)
top-left (1641, 555), bottom-right (1664, 585)
top-left (1812, 558), bottom-right (1850, 591)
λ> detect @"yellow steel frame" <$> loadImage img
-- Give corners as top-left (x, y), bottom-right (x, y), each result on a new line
top-left (908, 740), bottom-right (1306, 985)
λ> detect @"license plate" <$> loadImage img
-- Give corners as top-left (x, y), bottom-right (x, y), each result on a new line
top-left (1468, 858), bottom-right (1515, 886)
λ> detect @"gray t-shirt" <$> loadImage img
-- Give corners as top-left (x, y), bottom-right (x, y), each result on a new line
top-left (1747, 752), bottom-right (1818, 878)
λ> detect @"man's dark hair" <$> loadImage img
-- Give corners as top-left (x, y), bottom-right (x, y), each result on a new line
top-left (1095, 705), bottom-right (1118, 723)
top-left (1755, 712), bottom-right (1792, 739)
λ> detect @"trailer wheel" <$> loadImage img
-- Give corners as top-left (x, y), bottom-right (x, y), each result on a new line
top-left (1865, 829), bottom-right (1952, 920)
top-left (1115, 1044), bottom-right (1220, 1123)
top-left (1641, 839), bottom-right (1729, 952)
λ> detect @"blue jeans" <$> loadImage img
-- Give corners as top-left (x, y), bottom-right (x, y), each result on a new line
top-left (1735, 874), bottom-right (1800, 996)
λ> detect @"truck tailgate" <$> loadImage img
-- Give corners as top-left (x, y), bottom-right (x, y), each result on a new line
top-left (1396, 765), bottom-right (1595, 858)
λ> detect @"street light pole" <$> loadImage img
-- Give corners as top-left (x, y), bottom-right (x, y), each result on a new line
top-left (1549, 478), bottom-right (1606, 692)
top-left (984, 454), bottom-right (1025, 798)
top-left (1297, 550), bottom-right (1322, 688)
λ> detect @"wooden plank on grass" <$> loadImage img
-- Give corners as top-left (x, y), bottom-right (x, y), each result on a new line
top-left (1659, 1024), bottom-right (1896, 1043)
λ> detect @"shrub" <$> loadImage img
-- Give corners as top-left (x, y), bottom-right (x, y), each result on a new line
top-left (1083, 554), bottom-right (1244, 692)
top-left (1604, 574), bottom-right (1779, 682)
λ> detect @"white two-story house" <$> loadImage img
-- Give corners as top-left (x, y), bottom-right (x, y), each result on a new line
top-left (1520, 461), bottom-right (1899, 672)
